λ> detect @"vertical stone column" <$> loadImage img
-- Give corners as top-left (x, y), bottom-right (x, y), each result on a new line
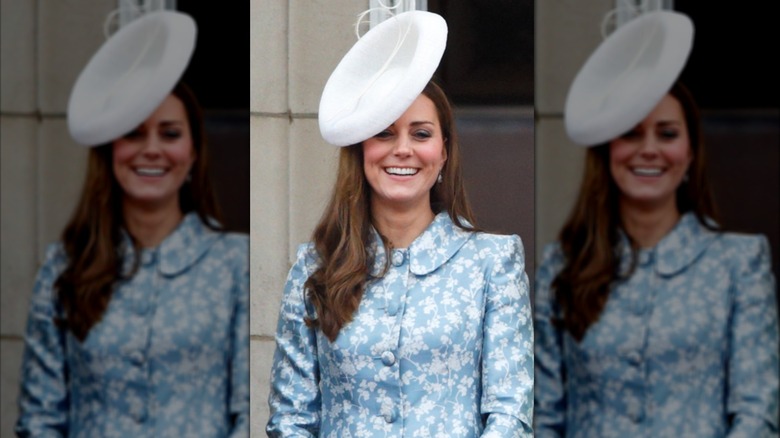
top-left (534, 0), bottom-right (612, 261)
top-left (0, 1), bottom-right (113, 436)
top-left (249, 0), bottom-right (367, 433)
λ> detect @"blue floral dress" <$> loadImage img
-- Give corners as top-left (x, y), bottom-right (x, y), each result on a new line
top-left (534, 212), bottom-right (780, 437)
top-left (15, 213), bottom-right (249, 437)
top-left (267, 212), bottom-right (534, 437)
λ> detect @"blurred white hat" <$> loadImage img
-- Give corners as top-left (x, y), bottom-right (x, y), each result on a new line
top-left (67, 10), bottom-right (196, 147)
top-left (318, 10), bottom-right (447, 147)
top-left (564, 10), bottom-right (693, 146)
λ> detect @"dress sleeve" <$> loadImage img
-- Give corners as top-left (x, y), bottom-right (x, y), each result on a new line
top-left (726, 235), bottom-right (779, 437)
top-left (480, 235), bottom-right (534, 437)
top-left (15, 244), bottom-right (70, 437)
top-left (228, 237), bottom-right (250, 438)
top-left (266, 244), bottom-right (321, 438)
top-left (533, 243), bottom-right (567, 438)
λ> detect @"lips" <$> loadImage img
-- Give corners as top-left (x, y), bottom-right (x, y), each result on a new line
top-left (385, 167), bottom-right (419, 176)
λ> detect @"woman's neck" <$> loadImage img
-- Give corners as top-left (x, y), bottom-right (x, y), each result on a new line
top-left (619, 198), bottom-right (681, 248)
top-left (122, 200), bottom-right (184, 248)
top-left (371, 201), bottom-right (436, 249)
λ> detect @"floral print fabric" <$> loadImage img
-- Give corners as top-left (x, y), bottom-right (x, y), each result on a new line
top-left (534, 212), bottom-right (780, 437)
top-left (16, 213), bottom-right (249, 437)
top-left (267, 212), bottom-right (534, 437)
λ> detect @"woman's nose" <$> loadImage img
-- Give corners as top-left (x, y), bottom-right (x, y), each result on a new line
top-left (140, 134), bottom-right (162, 156)
top-left (392, 134), bottom-right (412, 156)
top-left (638, 134), bottom-right (659, 157)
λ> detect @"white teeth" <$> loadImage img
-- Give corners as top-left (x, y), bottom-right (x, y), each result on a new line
top-left (135, 168), bottom-right (166, 176)
top-left (632, 167), bottom-right (663, 176)
top-left (385, 167), bottom-right (418, 176)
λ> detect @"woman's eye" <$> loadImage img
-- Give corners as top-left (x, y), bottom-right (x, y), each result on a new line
top-left (162, 129), bottom-right (182, 140)
top-left (374, 130), bottom-right (393, 139)
top-left (413, 130), bottom-right (432, 139)
top-left (659, 129), bottom-right (679, 140)
top-left (123, 129), bottom-right (144, 140)
top-left (620, 130), bottom-right (641, 140)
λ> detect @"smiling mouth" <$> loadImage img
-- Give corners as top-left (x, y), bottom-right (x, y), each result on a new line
top-left (134, 167), bottom-right (168, 177)
top-left (631, 167), bottom-right (664, 177)
top-left (385, 167), bottom-right (419, 176)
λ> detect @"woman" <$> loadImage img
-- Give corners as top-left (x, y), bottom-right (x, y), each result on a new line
top-left (534, 81), bottom-right (779, 436)
top-left (15, 82), bottom-right (249, 437)
top-left (267, 81), bottom-right (534, 436)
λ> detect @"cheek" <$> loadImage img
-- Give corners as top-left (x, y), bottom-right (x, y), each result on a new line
top-left (112, 141), bottom-right (136, 167)
top-left (419, 142), bottom-right (446, 167)
top-left (361, 142), bottom-right (386, 171)
top-left (609, 141), bottom-right (633, 166)
top-left (668, 143), bottom-right (693, 167)
top-left (170, 141), bottom-right (196, 167)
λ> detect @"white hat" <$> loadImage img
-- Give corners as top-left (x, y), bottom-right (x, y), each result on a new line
top-left (318, 10), bottom-right (447, 147)
top-left (67, 10), bottom-right (196, 147)
top-left (564, 10), bottom-right (693, 146)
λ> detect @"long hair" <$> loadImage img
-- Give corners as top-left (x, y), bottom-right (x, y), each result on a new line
top-left (552, 81), bottom-right (719, 341)
top-left (306, 80), bottom-right (478, 341)
top-left (55, 82), bottom-right (222, 341)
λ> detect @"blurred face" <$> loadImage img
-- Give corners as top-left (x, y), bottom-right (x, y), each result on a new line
top-left (113, 94), bottom-right (195, 211)
top-left (362, 94), bottom-right (447, 212)
top-left (609, 94), bottom-right (693, 211)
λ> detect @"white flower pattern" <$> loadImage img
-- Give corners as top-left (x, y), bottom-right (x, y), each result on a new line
top-left (15, 213), bottom-right (249, 437)
top-left (267, 213), bottom-right (533, 437)
top-left (534, 212), bottom-right (780, 437)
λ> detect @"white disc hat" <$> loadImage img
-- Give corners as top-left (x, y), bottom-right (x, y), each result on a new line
top-left (318, 10), bottom-right (448, 147)
top-left (67, 10), bottom-right (196, 147)
top-left (564, 10), bottom-right (693, 146)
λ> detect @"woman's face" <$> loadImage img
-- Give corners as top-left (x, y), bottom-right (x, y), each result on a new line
top-left (112, 94), bottom-right (195, 211)
top-left (362, 94), bottom-right (447, 212)
top-left (609, 93), bottom-right (692, 211)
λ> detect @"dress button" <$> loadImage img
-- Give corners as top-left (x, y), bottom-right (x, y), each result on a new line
top-left (391, 250), bottom-right (405, 267)
top-left (129, 351), bottom-right (145, 365)
top-left (383, 410), bottom-right (397, 423)
top-left (626, 352), bottom-right (641, 366)
top-left (387, 302), bottom-right (399, 316)
top-left (629, 407), bottom-right (644, 423)
top-left (381, 351), bottom-right (396, 366)
top-left (133, 406), bottom-right (148, 423)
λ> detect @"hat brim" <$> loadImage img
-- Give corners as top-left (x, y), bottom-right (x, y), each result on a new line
top-left (318, 11), bottom-right (447, 147)
top-left (67, 11), bottom-right (196, 147)
top-left (564, 11), bottom-right (693, 146)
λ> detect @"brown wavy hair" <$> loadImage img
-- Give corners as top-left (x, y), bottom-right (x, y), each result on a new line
top-left (552, 81), bottom-right (719, 340)
top-left (305, 80), bottom-right (478, 341)
top-left (55, 82), bottom-right (223, 341)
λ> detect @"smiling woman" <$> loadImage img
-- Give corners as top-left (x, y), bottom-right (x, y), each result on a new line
top-left (533, 7), bottom-right (779, 436)
top-left (266, 9), bottom-right (534, 436)
top-left (15, 9), bottom-right (249, 437)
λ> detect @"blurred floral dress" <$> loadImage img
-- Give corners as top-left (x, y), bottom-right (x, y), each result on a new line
top-left (534, 212), bottom-right (779, 437)
top-left (16, 213), bottom-right (249, 437)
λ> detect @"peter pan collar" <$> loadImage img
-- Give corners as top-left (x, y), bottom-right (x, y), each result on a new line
top-left (120, 212), bottom-right (221, 276)
top-left (368, 212), bottom-right (473, 277)
top-left (617, 212), bottom-right (719, 277)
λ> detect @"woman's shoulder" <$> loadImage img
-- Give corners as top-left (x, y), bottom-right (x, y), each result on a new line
top-left (467, 232), bottom-right (527, 269)
top-left (471, 230), bottom-right (525, 250)
top-left (709, 231), bottom-right (772, 267)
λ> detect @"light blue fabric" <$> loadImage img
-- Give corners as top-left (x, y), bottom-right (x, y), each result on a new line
top-left (15, 212), bottom-right (249, 438)
top-left (267, 212), bottom-right (534, 437)
top-left (534, 212), bottom-right (780, 437)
